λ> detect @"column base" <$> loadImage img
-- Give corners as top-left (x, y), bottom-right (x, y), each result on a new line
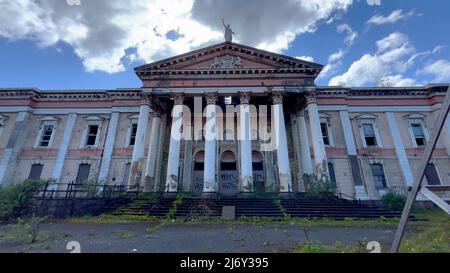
top-left (354, 185), bottom-right (370, 200)
top-left (201, 192), bottom-right (219, 199)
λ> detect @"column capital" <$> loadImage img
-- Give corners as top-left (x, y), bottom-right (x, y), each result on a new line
top-left (152, 107), bottom-right (163, 118)
top-left (238, 92), bottom-right (251, 104)
top-left (172, 94), bottom-right (185, 105)
top-left (205, 93), bottom-right (218, 105)
top-left (141, 95), bottom-right (153, 106)
top-left (305, 93), bottom-right (317, 105)
top-left (271, 92), bottom-right (284, 105)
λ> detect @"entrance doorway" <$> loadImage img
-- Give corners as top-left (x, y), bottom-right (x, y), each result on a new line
top-left (219, 151), bottom-right (238, 197)
top-left (252, 151), bottom-right (265, 192)
top-left (192, 151), bottom-right (204, 194)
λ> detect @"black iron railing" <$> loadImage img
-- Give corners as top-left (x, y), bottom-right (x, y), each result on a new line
top-left (36, 181), bottom-right (144, 200)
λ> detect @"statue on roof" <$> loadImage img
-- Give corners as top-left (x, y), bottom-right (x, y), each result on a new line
top-left (222, 18), bottom-right (235, 42)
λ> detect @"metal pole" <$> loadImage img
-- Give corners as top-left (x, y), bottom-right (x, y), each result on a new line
top-left (390, 86), bottom-right (450, 253)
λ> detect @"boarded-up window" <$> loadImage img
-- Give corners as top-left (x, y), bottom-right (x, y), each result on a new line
top-left (370, 164), bottom-right (387, 189)
top-left (28, 164), bottom-right (43, 180)
top-left (75, 164), bottom-right (91, 184)
top-left (122, 163), bottom-right (131, 186)
top-left (425, 164), bottom-right (441, 185)
top-left (327, 162), bottom-right (336, 185)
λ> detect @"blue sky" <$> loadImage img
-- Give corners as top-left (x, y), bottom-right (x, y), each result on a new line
top-left (0, 0), bottom-right (449, 90)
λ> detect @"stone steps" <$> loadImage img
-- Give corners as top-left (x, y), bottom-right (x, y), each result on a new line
top-left (98, 195), bottom-right (413, 220)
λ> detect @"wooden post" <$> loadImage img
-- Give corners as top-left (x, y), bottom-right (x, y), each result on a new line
top-left (390, 86), bottom-right (450, 253)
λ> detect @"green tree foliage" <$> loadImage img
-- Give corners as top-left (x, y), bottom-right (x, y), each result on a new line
top-left (0, 180), bottom-right (45, 221)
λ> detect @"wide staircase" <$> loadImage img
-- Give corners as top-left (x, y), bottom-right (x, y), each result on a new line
top-left (281, 193), bottom-right (407, 220)
top-left (101, 196), bottom-right (175, 217)
top-left (101, 194), bottom-right (413, 220)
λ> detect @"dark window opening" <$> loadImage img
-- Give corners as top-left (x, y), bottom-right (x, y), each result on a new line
top-left (129, 123), bottom-right (138, 146)
top-left (39, 125), bottom-right (54, 147)
top-left (370, 164), bottom-right (386, 189)
top-left (362, 123), bottom-right (377, 146)
top-left (425, 164), bottom-right (441, 185)
top-left (86, 125), bottom-right (99, 146)
top-left (252, 162), bottom-right (263, 171)
top-left (194, 162), bottom-right (204, 171)
top-left (28, 164), bottom-right (43, 180)
top-left (320, 122), bottom-right (330, 145)
top-left (221, 162), bottom-right (236, 171)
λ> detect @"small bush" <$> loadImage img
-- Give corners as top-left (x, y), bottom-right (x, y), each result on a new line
top-left (305, 175), bottom-right (337, 200)
top-left (381, 191), bottom-right (406, 211)
top-left (0, 180), bottom-right (46, 221)
top-left (7, 215), bottom-right (48, 244)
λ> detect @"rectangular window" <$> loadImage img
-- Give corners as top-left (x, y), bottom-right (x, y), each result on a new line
top-left (327, 162), bottom-right (336, 185)
top-left (370, 164), bottom-right (387, 189)
top-left (75, 164), bottom-right (91, 184)
top-left (122, 163), bottom-right (131, 186)
top-left (362, 123), bottom-right (377, 146)
top-left (28, 164), bottom-right (43, 180)
top-left (411, 123), bottom-right (426, 146)
top-left (39, 125), bottom-right (54, 147)
top-left (129, 123), bottom-right (138, 146)
top-left (320, 122), bottom-right (330, 145)
top-left (85, 125), bottom-right (99, 146)
top-left (0, 119), bottom-right (5, 136)
top-left (425, 164), bottom-right (441, 185)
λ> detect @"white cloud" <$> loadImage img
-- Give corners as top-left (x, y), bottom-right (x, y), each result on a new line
top-left (0, 0), bottom-right (353, 73)
top-left (295, 56), bottom-right (315, 62)
top-left (418, 60), bottom-right (450, 82)
top-left (337, 23), bottom-right (358, 46)
top-left (328, 49), bottom-right (345, 63)
top-left (367, 9), bottom-right (416, 25)
top-left (329, 32), bottom-right (416, 86)
top-left (378, 75), bottom-right (419, 87)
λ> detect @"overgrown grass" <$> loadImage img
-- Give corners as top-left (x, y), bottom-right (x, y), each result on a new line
top-left (66, 214), bottom-right (161, 224)
top-left (399, 208), bottom-right (450, 253)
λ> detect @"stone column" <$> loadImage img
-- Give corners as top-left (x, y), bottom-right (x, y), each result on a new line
top-left (203, 94), bottom-right (218, 193)
top-left (239, 93), bottom-right (253, 192)
top-left (128, 96), bottom-right (151, 188)
top-left (339, 110), bottom-right (368, 199)
top-left (272, 93), bottom-right (292, 192)
top-left (297, 111), bottom-right (313, 182)
top-left (0, 111), bottom-right (30, 185)
top-left (306, 93), bottom-right (328, 176)
top-left (144, 109), bottom-right (162, 192)
top-left (165, 94), bottom-right (184, 192)
top-left (98, 112), bottom-right (118, 184)
top-left (51, 113), bottom-right (77, 187)
top-left (386, 112), bottom-right (414, 186)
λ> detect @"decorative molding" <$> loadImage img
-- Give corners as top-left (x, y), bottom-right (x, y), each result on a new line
top-left (271, 93), bottom-right (284, 105)
top-left (205, 93), bottom-right (218, 105)
top-left (239, 93), bottom-right (251, 104)
top-left (210, 55), bottom-right (247, 69)
top-left (173, 94), bottom-right (185, 105)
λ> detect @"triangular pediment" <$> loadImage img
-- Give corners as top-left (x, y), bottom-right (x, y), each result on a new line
top-left (134, 41), bottom-right (323, 73)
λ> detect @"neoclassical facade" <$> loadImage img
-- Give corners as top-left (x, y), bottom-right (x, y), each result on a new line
top-left (0, 41), bottom-right (449, 200)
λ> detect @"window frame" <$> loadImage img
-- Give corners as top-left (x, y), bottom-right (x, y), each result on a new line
top-left (370, 163), bottom-right (388, 189)
top-left (34, 121), bottom-right (57, 148)
top-left (0, 115), bottom-right (7, 137)
top-left (81, 121), bottom-right (102, 148)
top-left (125, 120), bottom-right (138, 147)
top-left (319, 117), bottom-right (334, 146)
top-left (407, 119), bottom-right (429, 148)
top-left (358, 118), bottom-right (382, 148)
